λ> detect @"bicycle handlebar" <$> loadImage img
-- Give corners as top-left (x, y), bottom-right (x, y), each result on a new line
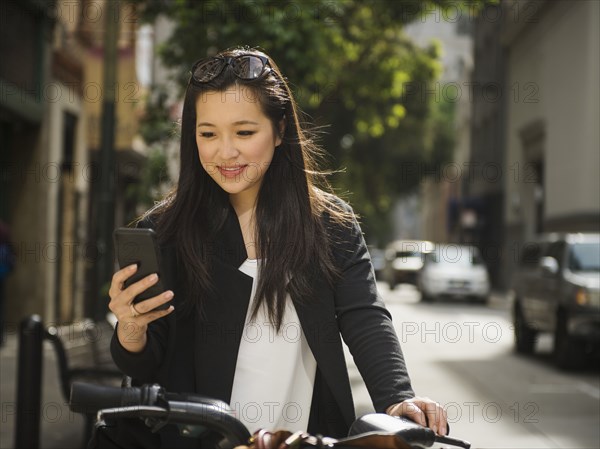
top-left (70, 382), bottom-right (151, 413)
top-left (70, 381), bottom-right (251, 447)
top-left (70, 382), bottom-right (471, 449)
top-left (348, 413), bottom-right (470, 449)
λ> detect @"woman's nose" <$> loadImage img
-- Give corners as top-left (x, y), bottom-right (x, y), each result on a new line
top-left (220, 136), bottom-right (240, 160)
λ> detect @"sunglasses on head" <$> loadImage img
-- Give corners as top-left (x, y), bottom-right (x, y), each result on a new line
top-left (190, 54), bottom-right (271, 84)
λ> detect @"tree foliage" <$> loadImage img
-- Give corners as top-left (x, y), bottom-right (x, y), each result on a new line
top-left (133, 0), bottom-right (484, 243)
top-left (126, 147), bottom-right (171, 213)
top-left (127, 88), bottom-right (174, 216)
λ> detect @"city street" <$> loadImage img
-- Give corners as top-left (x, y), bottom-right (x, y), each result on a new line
top-left (2, 2), bottom-right (598, 449)
top-left (346, 283), bottom-right (600, 449)
top-left (2, 284), bottom-right (598, 449)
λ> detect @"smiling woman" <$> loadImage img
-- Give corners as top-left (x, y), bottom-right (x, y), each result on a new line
top-left (106, 47), bottom-right (448, 448)
top-left (195, 87), bottom-right (282, 208)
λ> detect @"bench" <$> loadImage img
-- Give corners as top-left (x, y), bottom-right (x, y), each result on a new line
top-left (44, 318), bottom-right (123, 441)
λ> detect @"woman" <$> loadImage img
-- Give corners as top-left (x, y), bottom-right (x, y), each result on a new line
top-left (108, 47), bottom-right (447, 447)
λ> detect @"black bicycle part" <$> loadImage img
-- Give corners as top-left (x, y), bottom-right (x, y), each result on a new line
top-left (348, 413), bottom-right (471, 449)
top-left (69, 382), bottom-right (251, 448)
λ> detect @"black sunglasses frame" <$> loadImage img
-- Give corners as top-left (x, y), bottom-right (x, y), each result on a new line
top-left (190, 54), bottom-right (271, 84)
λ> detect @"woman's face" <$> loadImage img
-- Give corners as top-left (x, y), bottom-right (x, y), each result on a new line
top-left (195, 86), bottom-right (282, 204)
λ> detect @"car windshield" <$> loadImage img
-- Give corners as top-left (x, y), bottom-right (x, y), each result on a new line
top-left (568, 243), bottom-right (600, 272)
top-left (427, 247), bottom-right (484, 266)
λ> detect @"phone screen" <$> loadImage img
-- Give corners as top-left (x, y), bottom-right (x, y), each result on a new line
top-left (113, 227), bottom-right (168, 307)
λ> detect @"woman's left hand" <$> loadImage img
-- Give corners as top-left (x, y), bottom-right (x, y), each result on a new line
top-left (386, 397), bottom-right (448, 436)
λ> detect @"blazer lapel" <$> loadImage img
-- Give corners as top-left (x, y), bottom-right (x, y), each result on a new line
top-left (193, 202), bottom-right (254, 403)
top-left (213, 202), bottom-right (250, 268)
top-left (292, 280), bottom-right (356, 427)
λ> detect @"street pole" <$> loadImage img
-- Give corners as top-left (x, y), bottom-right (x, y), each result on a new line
top-left (94, 0), bottom-right (119, 320)
top-left (14, 316), bottom-right (43, 449)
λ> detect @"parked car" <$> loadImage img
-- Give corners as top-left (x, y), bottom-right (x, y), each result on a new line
top-left (511, 233), bottom-right (600, 369)
top-left (417, 244), bottom-right (490, 303)
top-left (383, 240), bottom-right (434, 289)
top-left (367, 245), bottom-right (386, 281)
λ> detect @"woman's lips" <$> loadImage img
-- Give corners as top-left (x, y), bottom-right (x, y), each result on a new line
top-left (218, 165), bottom-right (247, 178)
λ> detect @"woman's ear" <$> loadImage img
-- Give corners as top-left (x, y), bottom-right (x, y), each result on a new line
top-left (277, 116), bottom-right (286, 142)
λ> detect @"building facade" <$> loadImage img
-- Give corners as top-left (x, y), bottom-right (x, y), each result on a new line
top-left (1, 1), bottom-right (63, 328)
top-left (405, 0), bottom-right (599, 291)
top-left (1, 0), bottom-right (143, 330)
top-left (462, 2), bottom-right (507, 288)
top-left (464, 0), bottom-right (599, 290)
top-left (501, 0), bottom-right (600, 286)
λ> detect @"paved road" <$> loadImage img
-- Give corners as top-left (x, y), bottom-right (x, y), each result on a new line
top-left (345, 283), bottom-right (600, 449)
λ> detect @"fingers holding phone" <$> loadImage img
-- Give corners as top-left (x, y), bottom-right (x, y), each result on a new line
top-left (127, 274), bottom-right (174, 316)
top-left (111, 228), bottom-right (175, 352)
top-left (108, 264), bottom-right (174, 318)
top-left (108, 264), bottom-right (174, 352)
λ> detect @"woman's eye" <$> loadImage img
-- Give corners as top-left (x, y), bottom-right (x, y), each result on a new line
top-left (199, 132), bottom-right (215, 138)
top-left (237, 130), bottom-right (256, 137)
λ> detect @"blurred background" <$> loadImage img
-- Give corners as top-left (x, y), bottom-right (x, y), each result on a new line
top-left (0, 1), bottom-right (598, 448)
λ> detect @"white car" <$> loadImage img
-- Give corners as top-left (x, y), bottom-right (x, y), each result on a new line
top-left (383, 240), bottom-right (434, 289)
top-left (417, 244), bottom-right (490, 303)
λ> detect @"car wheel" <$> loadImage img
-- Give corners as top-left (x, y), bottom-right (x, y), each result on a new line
top-left (514, 301), bottom-right (537, 354)
top-left (470, 295), bottom-right (488, 305)
top-left (554, 312), bottom-right (585, 370)
top-left (420, 291), bottom-right (434, 302)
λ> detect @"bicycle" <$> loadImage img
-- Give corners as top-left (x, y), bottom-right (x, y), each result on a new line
top-left (70, 381), bottom-right (471, 449)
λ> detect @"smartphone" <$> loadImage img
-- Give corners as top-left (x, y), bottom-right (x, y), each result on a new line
top-left (113, 227), bottom-right (169, 308)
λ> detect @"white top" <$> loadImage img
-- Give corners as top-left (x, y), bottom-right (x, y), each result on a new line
top-left (229, 259), bottom-right (317, 433)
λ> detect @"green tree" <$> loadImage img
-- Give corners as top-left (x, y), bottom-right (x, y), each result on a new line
top-left (126, 88), bottom-right (174, 217)
top-left (134, 0), bottom-right (485, 243)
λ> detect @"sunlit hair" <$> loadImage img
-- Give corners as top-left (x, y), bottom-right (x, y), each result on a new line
top-left (140, 47), bottom-right (352, 328)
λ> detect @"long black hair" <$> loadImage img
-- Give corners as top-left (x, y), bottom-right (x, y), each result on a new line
top-left (141, 47), bottom-right (352, 329)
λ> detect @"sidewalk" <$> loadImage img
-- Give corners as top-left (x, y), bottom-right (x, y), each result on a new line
top-left (1, 332), bottom-right (87, 449)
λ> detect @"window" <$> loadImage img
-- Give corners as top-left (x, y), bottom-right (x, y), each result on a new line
top-left (429, 246), bottom-right (483, 266)
top-left (568, 243), bottom-right (600, 272)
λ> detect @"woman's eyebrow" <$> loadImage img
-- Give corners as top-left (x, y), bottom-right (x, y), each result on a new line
top-left (196, 120), bottom-right (260, 127)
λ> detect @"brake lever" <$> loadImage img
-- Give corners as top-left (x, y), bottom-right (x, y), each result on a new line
top-left (434, 434), bottom-right (471, 449)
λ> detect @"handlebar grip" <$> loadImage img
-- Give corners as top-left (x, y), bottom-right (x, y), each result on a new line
top-left (349, 414), bottom-right (436, 446)
top-left (69, 381), bottom-right (145, 414)
top-left (349, 414), bottom-right (470, 448)
top-left (69, 382), bottom-right (251, 447)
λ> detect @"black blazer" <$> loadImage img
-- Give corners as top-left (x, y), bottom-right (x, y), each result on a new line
top-left (111, 199), bottom-right (414, 446)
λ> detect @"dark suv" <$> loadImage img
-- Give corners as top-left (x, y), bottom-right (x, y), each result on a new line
top-left (512, 233), bottom-right (600, 369)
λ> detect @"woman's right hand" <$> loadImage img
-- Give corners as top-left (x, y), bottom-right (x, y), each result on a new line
top-left (108, 264), bottom-right (174, 353)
